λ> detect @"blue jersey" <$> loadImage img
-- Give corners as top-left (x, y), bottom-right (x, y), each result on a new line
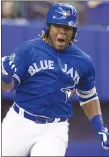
top-left (11, 38), bottom-right (98, 118)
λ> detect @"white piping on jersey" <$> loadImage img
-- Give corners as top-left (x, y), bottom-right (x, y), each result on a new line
top-left (76, 87), bottom-right (97, 99)
top-left (13, 74), bottom-right (21, 85)
top-left (77, 87), bottom-right (96, 95)
top-left (80, 96), bottom-right (99, 106)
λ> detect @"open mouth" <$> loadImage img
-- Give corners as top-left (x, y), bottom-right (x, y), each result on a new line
top-left (57, 38), bottom-right (65, 43)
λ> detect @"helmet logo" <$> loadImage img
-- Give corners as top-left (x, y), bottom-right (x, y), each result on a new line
top-left (68, 21), bottom-right (76, 27)
top-left (53, 7), bottom-right (71, 19)
top-left (66, 11), bottom-right (71, 16)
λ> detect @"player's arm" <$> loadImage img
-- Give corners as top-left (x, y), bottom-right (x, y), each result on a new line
top-left (80, 97), bottom-right (109, 150)
top-left (2, 44), bottom-right (29, 92)
top-left (2, 56), bottom-right (16, 92)
top-left (2, 81), bottom-right (14, 92)
top-left (76, 88), bottom-right (109, 150)
top-left (76, 57), bottom-right (109, 150)
top-left (81, 98), bottom-right (101, 120)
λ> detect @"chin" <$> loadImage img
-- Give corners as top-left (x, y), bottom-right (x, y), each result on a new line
top-left (55, 46), bottom-right (66, 51)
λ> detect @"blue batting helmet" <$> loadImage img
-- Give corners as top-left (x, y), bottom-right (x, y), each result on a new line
top-left (43, 3), bottom-right (79, 39)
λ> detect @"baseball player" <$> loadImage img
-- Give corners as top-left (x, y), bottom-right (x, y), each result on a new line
top-left (2, 3), bottom-right (109, 156)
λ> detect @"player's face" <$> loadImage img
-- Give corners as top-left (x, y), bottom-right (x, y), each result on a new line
top-left (48, 24), bottom-right (73, 51)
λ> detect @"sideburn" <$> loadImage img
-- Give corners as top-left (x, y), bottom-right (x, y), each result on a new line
top-left (47, 34), bottom-right (54, 47)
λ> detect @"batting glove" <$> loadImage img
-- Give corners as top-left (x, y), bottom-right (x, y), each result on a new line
top-left (2, 55), bottom-right (16, 84)
top-left (2, 55), bottom-right (16, 75)
top-left (98, 128), bottom-right (109, 150)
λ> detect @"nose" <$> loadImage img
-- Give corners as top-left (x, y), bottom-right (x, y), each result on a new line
top-left (59, 27), bottom-right (66, 35)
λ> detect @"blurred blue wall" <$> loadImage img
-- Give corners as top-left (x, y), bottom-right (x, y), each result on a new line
top-left (87, 2), bottom-right (109, 26)
top-left (2, 20), bottom-right (109, 101)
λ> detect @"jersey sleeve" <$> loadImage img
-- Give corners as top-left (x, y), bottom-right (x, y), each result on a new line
top-left (76, 57), bottom-right (98, 106)
top-left (11, 45), bottom-right (29, 87)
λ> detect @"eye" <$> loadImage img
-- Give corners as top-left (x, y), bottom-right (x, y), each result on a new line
top-left (66, 27), bottom-right (72, 31)
top-left (53, 24), bottom-right (59, 28)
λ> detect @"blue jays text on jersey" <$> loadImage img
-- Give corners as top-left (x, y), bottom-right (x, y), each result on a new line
top-left (10, 38), bottom-right (98, 118)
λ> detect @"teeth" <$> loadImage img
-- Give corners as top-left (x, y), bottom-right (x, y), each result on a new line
top-left (58, 39), bottom-right (65, 42)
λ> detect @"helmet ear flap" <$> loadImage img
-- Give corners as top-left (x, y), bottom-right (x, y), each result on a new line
top-left (45, 24), bottom-right (50, 37)
top-left (72, 27), bottom-right (78, 40)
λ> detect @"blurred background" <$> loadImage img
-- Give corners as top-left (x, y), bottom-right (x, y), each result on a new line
top-left (1, 0), bottom-right (109, 156)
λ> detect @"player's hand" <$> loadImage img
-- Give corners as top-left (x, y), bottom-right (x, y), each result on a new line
top-left (98, 128), bottom-right (109, 150)
top-left (2, 55), bottom-right (16, 76)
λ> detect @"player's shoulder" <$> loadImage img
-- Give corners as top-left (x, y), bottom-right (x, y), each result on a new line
top-left (18, 37), bottom-right (41, 53)
top-left (68, 44), bottom-right (94, 76)
top-left (12, 37), bottom-right (44, 59)
top-left (70, 43), bottom-right (93, 66)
